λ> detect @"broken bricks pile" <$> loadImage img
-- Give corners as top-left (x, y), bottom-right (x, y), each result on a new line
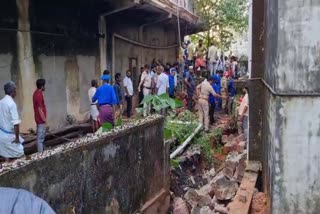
top-left (173, 151), bottom-right (247, 214)
top-left (222, 134), bottom-right (246, 154)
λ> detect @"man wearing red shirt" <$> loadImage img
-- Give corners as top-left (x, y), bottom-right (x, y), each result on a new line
top-left (33, 79), bottom-right (47, 152)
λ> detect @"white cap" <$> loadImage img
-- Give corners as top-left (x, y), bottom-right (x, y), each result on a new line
top-left (189, 66), bottom-right (193, 70)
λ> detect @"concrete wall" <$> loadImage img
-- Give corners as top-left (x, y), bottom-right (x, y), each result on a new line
top-left (0, 1), bottom-right (100, 131)
top-left (262, 0), bottom-right (320, 213)
top-left (110, 18), bottom-right (178, 107)
top-left (112, 21), bottom-right (178, 80)
top-left (0, 116), bottom-right (170, 214)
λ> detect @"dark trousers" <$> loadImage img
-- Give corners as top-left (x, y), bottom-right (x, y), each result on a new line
top-left (125, 96), bottom-right (132, 118)
top-left (209, 102), bottom-right (215, 124)
top-left (139, 89), bottom-right (144, 107)
top-left (187, 96), bottom-right (193, 111)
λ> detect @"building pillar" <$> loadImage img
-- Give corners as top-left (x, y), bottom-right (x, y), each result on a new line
top-left (16, 0), bottom-right (36, 131)
top-left (99, 16), bottom-right (107, 75)
top-left (249, 0), bottom-right (265, 161)
top-left (263, 0), bottom-right (320, 213)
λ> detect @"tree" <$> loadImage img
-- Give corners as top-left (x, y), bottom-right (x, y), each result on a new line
top-left (191, 0), bottom-right (248, 52)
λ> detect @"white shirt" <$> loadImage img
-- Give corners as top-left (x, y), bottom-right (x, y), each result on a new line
top-left (156, 73), bottom-right (169, 95)
top-left (88, 87), bottom-right (97, 104)
top-left (239, 93), bottom-right (249, 117)
top-left (123, 76), bottom-right (134, 96)
top-left (0, 95), bottom-right (21, 133)
top-left (140, 71), bottom-right (152, 88)
top-left (208, 45), bottom-right (218, 62)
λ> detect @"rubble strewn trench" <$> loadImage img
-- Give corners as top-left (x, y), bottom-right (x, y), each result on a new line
top-left (169, 112), bottom-right (267, 214)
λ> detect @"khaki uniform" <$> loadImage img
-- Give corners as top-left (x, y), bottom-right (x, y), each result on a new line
top-left (139, 71), bottom-right (152, 116)
top-left (221, 77), bottom-right (228, 109)
top-left (238, 93), bottom-right (249, 141)
top-left (197, 80), bottom-right (217, 131)
top-left (187, 43), bottom-right (195, 61)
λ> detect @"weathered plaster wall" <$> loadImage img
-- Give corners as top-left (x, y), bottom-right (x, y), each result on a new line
top-left (110, 18), bottom-right (178, 108)
top-left (0, 116), bottom-right (170, 214)
top-left (113, 21), bottom-right (177, 79)
top-left (0, 0), bottom-right (100, 131)
top-left (263, 0), bottom-right (320, 213)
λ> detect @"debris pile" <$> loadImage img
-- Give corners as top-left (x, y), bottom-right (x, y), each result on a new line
top-left (222, 134), bottom-right (245, 154)
top-left (172, 151), bottom-right (248, 214)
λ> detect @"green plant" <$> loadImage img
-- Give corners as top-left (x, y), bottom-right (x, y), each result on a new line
top-left (136, 94), bottom-right (183, 114)
top-left (164, 110), bottom-right (198, 142)
top-left (164, 121), bottom-right (198, 142)
top-left (193, 133), bottom-right (214, 163)
top-left (211, 127), bottom-right (223, 141)
top-left (216, 143), bottom-right (223, 154)
top-left (192, 127), bottom-right (223, 163)
top-left (101, 118), bottom-right (123, 132)
top-left (170, 159), bottom-right (181, 169)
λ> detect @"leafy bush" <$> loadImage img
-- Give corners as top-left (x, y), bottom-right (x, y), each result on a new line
top-left (164, 110), bottom-right (198, 142)
top-left (136, 93), bottom-right (182, 114)
top-left (193, 128), bottom-right (223, 163)
top-left (101, 118), bottom-right (123, 132)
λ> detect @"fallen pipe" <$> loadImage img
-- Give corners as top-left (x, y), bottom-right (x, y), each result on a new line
top-left (170, 123), bottom-right (202, 159)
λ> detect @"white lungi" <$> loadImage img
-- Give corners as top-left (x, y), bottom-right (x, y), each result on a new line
top-left (90, 105), bottom-right (99, 121)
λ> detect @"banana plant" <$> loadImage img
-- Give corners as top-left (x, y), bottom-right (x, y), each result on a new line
top-left (136, 93), bottom-right (183, 114)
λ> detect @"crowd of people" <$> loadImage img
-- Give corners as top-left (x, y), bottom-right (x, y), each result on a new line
top-left (0, 39), bottom-right (248, 161)
top-left (179, 39), bottom-right (240, 78)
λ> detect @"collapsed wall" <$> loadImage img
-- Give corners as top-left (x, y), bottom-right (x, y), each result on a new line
top-left (0, 116), bottom-right (170, 214)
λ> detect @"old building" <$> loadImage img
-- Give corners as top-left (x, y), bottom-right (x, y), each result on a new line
top-left (0, 0), bottom-right (199, 131)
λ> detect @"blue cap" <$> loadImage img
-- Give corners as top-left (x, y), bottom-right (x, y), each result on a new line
top-left (100, 74), bottom-right (110, 81)
top-left (170, 68), bottom-right (177, 75)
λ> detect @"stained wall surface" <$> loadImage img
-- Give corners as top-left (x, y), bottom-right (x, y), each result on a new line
top-left (262, 0), bottom-right (320, 213)
top-left (0, 117), bottom-right (170, 214)
top-left (0, 0), bottom-right (186, 131)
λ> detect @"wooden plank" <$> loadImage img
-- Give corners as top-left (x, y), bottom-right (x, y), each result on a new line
top-left (228, 165), bottom-right (259, 214)
top-left (23, 123), bottom-right (91, 144)
top-left (23, 131), bottom-right (84, 155)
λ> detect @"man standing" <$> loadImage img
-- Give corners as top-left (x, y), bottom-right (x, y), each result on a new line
top-left (156, 66), bottom-right (169, 96)
top-left (123, 70), bottom-right (134, 118)
top-left (208, 42), bottom-right (218, 76)
top-left (221, 72), bottom-right (229, 112)
top-left (197, 77), bottom-right (226, 132)
top-left (195, 39), bottom-right (207, 70)
top-left (156, 66), bottom-right (169, 115)
top-left (187, 40), bottom-right (195, 67)
top-left (114, 73), bottom-right (123, 121)
top-left (230, 56), bottom-right (238, 78)
top-left (138, 65), bottom-right (152, 117)
top-left (88, 79), bottom-right (99, 132)
top-left (209, 79), bottom-right (219, 124)
top-left (33, 79), bottom-right (47, 152)
top-left (169, 68), bottom-right (176, 98)
top-left (184, 66), bottom-right (196, 111)
top-left (227, 75), bottom-right (236, 114)
top-left (0, 81), bottom-right (24, 159)
top-left (92, 74), bottom-right (117, 125)
top-left (238, 87), bottom-right (249, 141)
top-left (178, 45), bottom-right (185, 74)
top-left (138, 67), bottom-right (144, 106)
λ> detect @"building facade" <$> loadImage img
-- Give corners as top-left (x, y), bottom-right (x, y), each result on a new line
top-left (0, 0), bottom-right (199, 131)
